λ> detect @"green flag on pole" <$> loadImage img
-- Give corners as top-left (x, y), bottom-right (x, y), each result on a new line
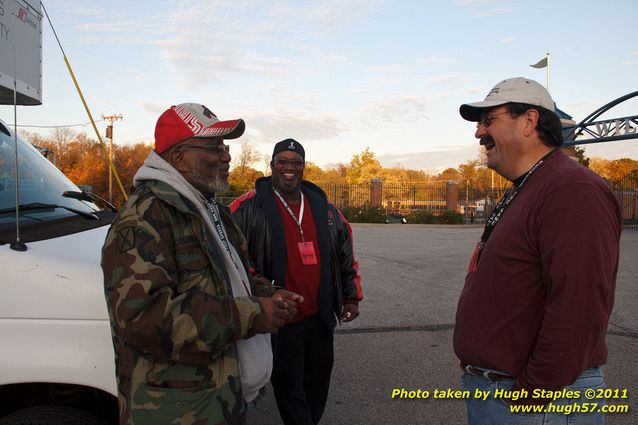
top-left (530, 57), bottom-right (548, 68)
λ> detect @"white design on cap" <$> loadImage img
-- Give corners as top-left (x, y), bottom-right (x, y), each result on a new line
top-left (174, 105), bottom-right (207, 135)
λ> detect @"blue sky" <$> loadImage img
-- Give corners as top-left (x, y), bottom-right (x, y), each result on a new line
top-left (3, 0), bottom-right (638, 172)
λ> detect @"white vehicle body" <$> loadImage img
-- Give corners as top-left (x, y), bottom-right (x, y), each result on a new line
top-left (0, 226), bottom-right (115, 393)
top-left (0, 119), bottom-right (118, 424)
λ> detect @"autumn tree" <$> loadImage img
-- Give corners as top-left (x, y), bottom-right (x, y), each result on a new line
top-left (51, 127), bottom-right (77, 170)
top-left (590, 157), bottom-right (638, 181)
top-left (573, 146), bottom-right (590, 168)
top-left (457, 160), bottom-right (479, 206)
top-left (313, 164), bottom-right (348, 184)
top-left (346, 147), bottom-right (383, 184)
top-left (303, 162), bottom-right (327, 183)
top-left (228, 140), bottom-right (264, 193)
top-left (438, 167), bottom-right (461, 181)
top-left (18, 129), bottom-right (151, 208)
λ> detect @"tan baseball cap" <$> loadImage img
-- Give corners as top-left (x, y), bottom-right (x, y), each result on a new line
top-left (460, 77), bottom-right (556, 122)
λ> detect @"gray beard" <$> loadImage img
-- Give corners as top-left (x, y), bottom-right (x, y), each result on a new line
top-left (190, 169), bottom-right (229, 194)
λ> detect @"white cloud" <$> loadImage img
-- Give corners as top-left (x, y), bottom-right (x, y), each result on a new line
top-left (420, 57), bottom-right (454, 65)
top-left (465, 5), bottom-right (514, 18)
top-left (267, 0), bottom-right (380, 32)
top-left (367, 64), bottom-right (408, 73)
top-left (500, 36), bottom-right (516, 44)
top-left (580, 139), bottom-right (638, 161)
top-left (466, 87), bottom-right (484, 94)
top-left (139, 101), bottom-right (167, 116)
top-left (146, 1), bottom-right (376, 90)
top-left (377, 144), bottom-right (478, 171)
top-left (359, 96), bottom-right (430, 125)
top-left (564, 100), bottom-right (605, 121)
top-left (46, 0), bottom-right (107, 22)
top-left (427, 73), bottom-right (469, 86)
top-left (622, 60), bottom-right (637, 65)
top-left (123, 69), bottom-right (146, 82)
top-left (453, 0), bottom-right (486, 6)
top-left (245, 111), bottom-right (348, 142)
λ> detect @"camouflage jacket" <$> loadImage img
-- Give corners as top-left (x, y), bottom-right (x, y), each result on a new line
top-left (102, 179), bottom-right (272, 425)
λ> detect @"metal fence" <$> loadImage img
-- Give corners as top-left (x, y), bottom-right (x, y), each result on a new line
top-left (316, 182), bottom-right (446, 211)
top-left (609, 171), bottom-right (638, 231)
top-left (315, 181), bottom-right (509, 223)
top-left (382, 182), bottom-right (448, 212)
top-left (457, 186), bottom-right (508, 223)
top-left (219, 174), bottom-right (637, 229)
top-left (318, 183), bottom-right (373, 209)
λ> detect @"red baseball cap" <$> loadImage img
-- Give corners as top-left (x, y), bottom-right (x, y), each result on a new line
top-left (154, 103), bottom-right (245, 153)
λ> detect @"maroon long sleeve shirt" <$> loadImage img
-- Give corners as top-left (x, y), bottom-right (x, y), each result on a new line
top-left (454, 151), bottom-right (621, 398)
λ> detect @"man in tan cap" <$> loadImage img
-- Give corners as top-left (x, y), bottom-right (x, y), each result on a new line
top-left (102, 103), bottom-right (302, 425)
top-left (454, 78), bottom-right (621, 424)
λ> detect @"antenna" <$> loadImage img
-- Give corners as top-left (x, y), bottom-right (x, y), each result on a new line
top-left (10, 11), bottom-right (26, 252)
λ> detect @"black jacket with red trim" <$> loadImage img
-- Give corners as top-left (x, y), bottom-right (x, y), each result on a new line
top-left (229, 177), bottom-right (362, 328)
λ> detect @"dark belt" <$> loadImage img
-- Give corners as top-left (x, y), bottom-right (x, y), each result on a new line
top-left (461, 364), bottom-right (516, 381)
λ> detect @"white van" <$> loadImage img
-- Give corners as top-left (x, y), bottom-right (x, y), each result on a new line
top-left (0, 119), bottom-right (118, 424)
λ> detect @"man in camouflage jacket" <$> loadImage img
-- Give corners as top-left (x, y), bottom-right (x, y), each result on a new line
top-left (102, 103), bottom-right (301, 425)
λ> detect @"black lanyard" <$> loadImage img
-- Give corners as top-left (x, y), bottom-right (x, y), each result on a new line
top-left (479, 148), bottom-right (557, 247)
top-left (208, 200), bottom-right (232, 255)
top-left (207, 199), bottom-right (250, 293)
top-left (273, 188), bottom-right (306, 241)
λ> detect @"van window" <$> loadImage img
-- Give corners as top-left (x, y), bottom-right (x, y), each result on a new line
top-left (0, 123), bottom-right (113, 244)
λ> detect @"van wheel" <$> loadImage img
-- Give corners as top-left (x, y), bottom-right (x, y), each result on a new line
top-left (0, 405), bottom-right (109, 425)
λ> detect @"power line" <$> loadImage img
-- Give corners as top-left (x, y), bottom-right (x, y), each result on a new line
top-left (15, 119), bottom-right (106, 129)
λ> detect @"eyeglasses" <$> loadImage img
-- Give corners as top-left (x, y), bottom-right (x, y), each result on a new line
top-left (179, 144), bottom-right (230, 155)
top-left (274, 158), bottom-right (304, 168)
top-left (477, 111), bottom-right (509, 128)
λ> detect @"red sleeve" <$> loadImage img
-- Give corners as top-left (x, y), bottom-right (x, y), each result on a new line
top-left (228, 189), bottom-right (256, 214)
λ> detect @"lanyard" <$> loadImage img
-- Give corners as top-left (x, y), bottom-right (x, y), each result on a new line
top-left (208, 200), bottom-right (232, 255)
top-left (207, 199), bottom-right (250, 294)
top-left (479, 148), bottom-right (557, 248)
top-left (273, 189), bottom-right (306, 241)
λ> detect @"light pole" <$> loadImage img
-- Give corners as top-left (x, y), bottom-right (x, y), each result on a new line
top-left (101, 114), bottom-right (123, 203)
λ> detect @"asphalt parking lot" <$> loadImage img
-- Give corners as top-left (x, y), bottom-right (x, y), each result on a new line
top-left (248, 224), bottom-right (638, 425)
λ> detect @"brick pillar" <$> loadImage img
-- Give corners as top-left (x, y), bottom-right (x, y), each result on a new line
top-left (445, 180), bottom-right (459, 212)
top-left (370, 179), bottom-right (383, 208)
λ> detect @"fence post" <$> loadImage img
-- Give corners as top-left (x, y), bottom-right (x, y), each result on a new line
top-left (370, 179), bottom-right (383, 208)
top-left (445, 180), bottom-right (459, 212)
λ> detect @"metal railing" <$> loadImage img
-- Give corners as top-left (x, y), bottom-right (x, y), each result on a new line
top-left (218, 176), bottom-right (637, 229)
top-left (609, 171), bottom-right (638, 230)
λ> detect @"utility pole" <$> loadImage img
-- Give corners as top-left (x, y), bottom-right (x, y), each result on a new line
top-left (101, 114), bottom-right (123, 204)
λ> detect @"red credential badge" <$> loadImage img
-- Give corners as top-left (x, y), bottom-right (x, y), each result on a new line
top-left (298, 242), bottom-right (318, 265)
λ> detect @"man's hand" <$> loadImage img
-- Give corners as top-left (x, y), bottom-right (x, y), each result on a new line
top-left (256, 297), bottom-right (288, 334)
top-left (273, 289), bottom-right (304, 318)
top-left (341, 303), bottom-right (359, 322)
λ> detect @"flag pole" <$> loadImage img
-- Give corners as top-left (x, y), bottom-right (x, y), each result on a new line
top-left (546, 51), bottom-right (551, 94)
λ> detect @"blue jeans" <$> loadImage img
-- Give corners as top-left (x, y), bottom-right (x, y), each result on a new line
top-left (461, 366), bottom-right (606, 425)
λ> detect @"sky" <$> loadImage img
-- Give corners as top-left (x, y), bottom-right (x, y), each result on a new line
top-left (2, 0), bottom-right (638, 173)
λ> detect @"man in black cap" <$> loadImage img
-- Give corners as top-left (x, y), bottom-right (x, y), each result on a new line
top-left (229, 138), bottom-right (363, 425)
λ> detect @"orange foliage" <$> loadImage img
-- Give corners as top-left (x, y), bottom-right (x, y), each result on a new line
top-left (21, 131), bottom-right (634, 209)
